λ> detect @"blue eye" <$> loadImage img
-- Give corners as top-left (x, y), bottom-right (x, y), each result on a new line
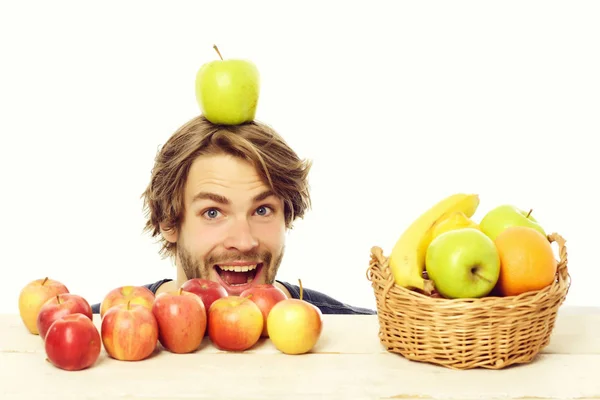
top-left (204, 209), bottom-right (220, 219)
top-left (256, 206), bottom-right (271, 216)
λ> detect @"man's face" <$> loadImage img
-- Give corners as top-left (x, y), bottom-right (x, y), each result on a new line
top-left (168, 153), bottom-right (286, 296)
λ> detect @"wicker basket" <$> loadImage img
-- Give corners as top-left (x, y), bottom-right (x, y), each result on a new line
top-left (366, 232), bottom-right (571, 370)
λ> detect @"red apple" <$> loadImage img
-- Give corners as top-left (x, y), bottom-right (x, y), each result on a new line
top-left (100, 285), bottom-right (155, 318)
top-left (101, 302), bottom-right (158, 361)
top-left (44, 313), bottom-right (101, 371)
top-left (18, 277), bottom-right (69, 334)
top-left (152, 288), bottom-right (207, 354)
top-left (208, 296), bottom-right (263, 352)
top-left (37, 293), bottom-right (93, 339)
top-left (240, 284), bottom-right (287, 337)
top-left (266, 280), bottom-right (323, 355)
top-left (181, 278), bottom-right (227, 313)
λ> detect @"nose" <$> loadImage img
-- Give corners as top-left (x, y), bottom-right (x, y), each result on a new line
top-left (223, 217), bottom-right (259, 252)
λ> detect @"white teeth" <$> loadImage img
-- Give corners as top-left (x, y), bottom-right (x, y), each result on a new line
top-left (218, 264), bottom-right (258, 272)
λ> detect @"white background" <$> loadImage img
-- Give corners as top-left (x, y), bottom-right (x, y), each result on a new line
top-left (1, 0), bottom-right (598, 313)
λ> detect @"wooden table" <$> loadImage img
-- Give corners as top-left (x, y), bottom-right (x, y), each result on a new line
top-left (1, 306), bottom-right (599, 400)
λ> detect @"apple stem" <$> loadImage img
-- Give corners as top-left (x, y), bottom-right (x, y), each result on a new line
top-left (42, 277), bottom-right (48, 286)
top-left (178, 287), bottom-right (183, 295)
top-left (298, 279), bottom-right (303, 301)
top-left (474, 271), bottom-right (493, 284)
top-left (213, 44), bottom-right (223, 60)
top-left (56, 294), bottom-right (60, 304)
top-left (526, 209), bottom-right (533, 218)
top-left (127, 300), bottom-right (131, 310)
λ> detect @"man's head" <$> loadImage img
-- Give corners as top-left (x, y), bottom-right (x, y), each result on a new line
top-left (142, 116), bottom-right (311, 295)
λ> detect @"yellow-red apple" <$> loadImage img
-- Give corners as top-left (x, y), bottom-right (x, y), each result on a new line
top-left (267, 280), bottom-right (323, 355)
top-left (152, 288), bottom-right (207, 354)
top-left (18, 277), bottom-right (69, 335)
top-left (37, 293), bottom-right (93, 340)
top-left (240, 284), bottom-right (287, 337)
top-left (181, 278), bottom-right (227, 313)
top-left (208, 296), bottom-right (263, 351)
top-left (100, 285), bottom-right (155, 318)
top-left (101, 302), bottom-right (158, 361)
top-left (44, 313), bottom-right (101, 371)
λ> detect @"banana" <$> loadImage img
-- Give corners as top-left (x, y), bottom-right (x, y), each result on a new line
top-left (388, 193), bottom-right (480, 294)
top-left (429, 211), bottom-right (480, 243)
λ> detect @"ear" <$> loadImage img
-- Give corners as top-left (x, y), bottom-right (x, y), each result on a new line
top-left (160, 222), bottom-right (178, 243)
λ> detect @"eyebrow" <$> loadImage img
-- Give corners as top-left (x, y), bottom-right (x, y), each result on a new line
top-left (191, 189), bottom-right (277, 205)
top-left (253, 189), bottom-right (277, 203)
top-left (192, 192), bottom-right (230, 205)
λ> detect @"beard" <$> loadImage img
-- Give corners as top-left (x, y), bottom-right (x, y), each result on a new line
top-left (177, 242), bottom-right (285, 285)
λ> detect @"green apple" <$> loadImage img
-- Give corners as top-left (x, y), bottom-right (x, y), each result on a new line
top-left (195, 45), bottom-right (260, 125)
top-left (479, 204), bottom-right (546, 241)
top-left (425, 228), bottom-right (500, 299)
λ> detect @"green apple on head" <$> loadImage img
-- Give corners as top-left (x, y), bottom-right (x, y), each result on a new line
top-left (479, 205), bottom-right (546, 241)
top-left (195, 45), bottom-right (260, 126)
top-left (425, 228), bottom-right (501, 299)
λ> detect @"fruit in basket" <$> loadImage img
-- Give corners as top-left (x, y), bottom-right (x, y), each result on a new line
top-left (388, 193), bottom-right (480, 295)
top-left (240, 284), bottom-right (287, 337)
top-left (101, 302), bottom-right (159, 361)
top-left (37, 294), bottom-right (93, 340)
top-left (425, 228), bottom-right (500, 298)
top-left (430, 211), bottom-right (479, 241)
top-left (195, 44), bottom-right (260, 125)
top-left (18, 277), bottom-right (69, 335)
top-left (152, 288), bottom-right (207, 354)
top-left (44, 313), bottom-right (101, 371)
top-left (181, 278), bottom-right (228, 315)
top-left (479, 205), bottom-right (546, 241)
top-left (494, 226), bottom-right (557, 296)
top-left (267, 280), bottom-right (323, 355)
top-left (100, 285), bottom-right (155, 318)
top-left (208, 296), bottom-right (263, 351)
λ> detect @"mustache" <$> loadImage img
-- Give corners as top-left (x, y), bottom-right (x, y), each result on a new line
top-left (205, 250), bottom-right (272, 266)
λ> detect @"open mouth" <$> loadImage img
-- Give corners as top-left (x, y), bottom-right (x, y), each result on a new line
top-left (214, 263), bottom-right (263, 292)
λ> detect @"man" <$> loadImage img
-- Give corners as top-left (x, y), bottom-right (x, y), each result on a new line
top-left (91, 115), bottom-right (374, 315)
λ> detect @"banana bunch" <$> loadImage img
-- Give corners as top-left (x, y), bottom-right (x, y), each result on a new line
top-left (388, 193), bottom-right (480, 294)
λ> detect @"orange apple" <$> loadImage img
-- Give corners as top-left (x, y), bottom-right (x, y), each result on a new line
top-left (240, 284), bottom-right (287, 337)
top-left (37, 293), bottom-right (93, 340)
top-left (267, 280), bottom-right (323, 355)
top-left (18, 277), bottom-right (69, 335)
top-left (208, 296), bottom-right (263, 351)
top-left (44, 313), bottom-right (101, 371)
top-left (100, 285), bottom-right (155, 318)
top-left (152, 288), bottom-right (207, 354)
top-left (101, 302), bottom-right (158, 361)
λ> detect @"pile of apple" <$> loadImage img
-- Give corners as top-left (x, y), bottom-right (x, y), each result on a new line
top-left (17, 278), bottom-right (99, 371)
top-left (18, 278), bottom-right (323, 372)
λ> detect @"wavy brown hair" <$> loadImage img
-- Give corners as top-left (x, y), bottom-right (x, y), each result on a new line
top-left (141, 115), bottom-right (312, 258)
